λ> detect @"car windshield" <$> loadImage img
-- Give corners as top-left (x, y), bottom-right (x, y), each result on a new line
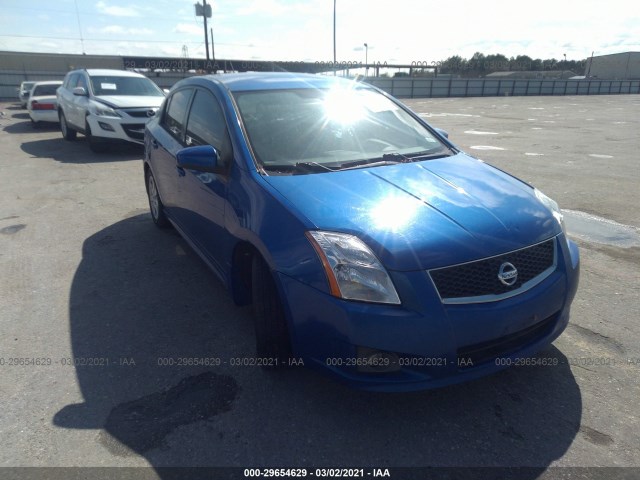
top-left (22, 82), bottom-right (35, 90)
top-left (33, 84), bottom-right (60, 96)
top-left (233, 86), bottom-right (450, 171)
top-left (89, 75), bottom-right (164, 97)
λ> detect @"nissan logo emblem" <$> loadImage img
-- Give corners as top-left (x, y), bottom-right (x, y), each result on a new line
top-left (498, 262), bottom-right (518, 286)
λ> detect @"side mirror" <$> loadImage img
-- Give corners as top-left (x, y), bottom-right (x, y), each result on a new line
top-left (72, 87), bottom-right (87, 96)
top-left (176, 145), bottom-right (222, 173)
top-left (434, 127), bottom-right (449, 139)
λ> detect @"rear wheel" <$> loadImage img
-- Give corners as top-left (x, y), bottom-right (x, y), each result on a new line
top-left (146, 170), bottom-right (169, 228)
top-left (252, 255), bottom-right (292, 368)
top-left (59, 111), bottom-right (76, 140)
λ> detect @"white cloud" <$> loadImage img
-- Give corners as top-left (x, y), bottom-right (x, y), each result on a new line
top-left (97, 25), bottom-right (154, 36)
top-left (96, 1), bottom-right (140, 17)
top-left (174, 23), bottom-right (204, 36)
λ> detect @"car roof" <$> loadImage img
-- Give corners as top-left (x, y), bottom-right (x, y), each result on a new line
top-left (197, 72), bottom-right (369, 92)
top-left (83, 69), bottom-right (147, 78)
top-left (32, 80), bottom-right (63, 86)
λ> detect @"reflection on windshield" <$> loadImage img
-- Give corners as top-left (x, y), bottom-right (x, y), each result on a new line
top-left (234, 86), bottom-right (447, 171)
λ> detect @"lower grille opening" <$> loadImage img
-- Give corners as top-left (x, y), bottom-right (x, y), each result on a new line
top-left (122, 124), bottom-right (145, 141)
top-left (457, 312), bottom-right (559, 369)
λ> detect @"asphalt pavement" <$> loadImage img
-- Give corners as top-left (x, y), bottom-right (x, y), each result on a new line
top-left (0, 94), bottom-right (638, 479)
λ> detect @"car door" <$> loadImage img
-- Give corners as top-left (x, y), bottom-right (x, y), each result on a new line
top-left (173, 88), bottom-right (233, 277)
top-left (59, 73), bottom-right (79, 124)
top-left (70, 73), bottom-right (91, 129)
top-left (148, 87), bottom-right (194, 216)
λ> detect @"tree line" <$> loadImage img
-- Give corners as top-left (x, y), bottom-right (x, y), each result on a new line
top-left (429, 52), bottom-right (587, 77)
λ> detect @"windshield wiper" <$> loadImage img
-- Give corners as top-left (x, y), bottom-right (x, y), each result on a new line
top-left (335, 150), bottom-right (452, 171)
top-left (261, 150), bottom-right (454, 175)
top-left (383, 150), bottom-right (453, 162)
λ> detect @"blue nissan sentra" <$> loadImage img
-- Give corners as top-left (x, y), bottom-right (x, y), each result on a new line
top-left (144, 73), bottom-right (579, 391)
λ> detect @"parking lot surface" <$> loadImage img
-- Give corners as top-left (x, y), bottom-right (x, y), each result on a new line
top-left (0, 94), bottom-right (639, 477)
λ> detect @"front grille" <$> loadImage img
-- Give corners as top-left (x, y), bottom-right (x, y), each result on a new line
top-left (457, 311), bottom-right (559, 368)
top-left (429, 238), bottom-right (556, 303)
top-left (121, 123), bottom-right (145, 141)
top-left (123, 109), bottom-right (153, 118)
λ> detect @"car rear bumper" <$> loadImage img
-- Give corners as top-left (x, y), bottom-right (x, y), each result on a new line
top-left (29, 110), bottom-right (58, 123)
top-left (277, 237), bottom-right (579, 392)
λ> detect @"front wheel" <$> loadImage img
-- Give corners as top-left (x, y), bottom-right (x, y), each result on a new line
top-left (59, 111), bottom-right (77, 140)
top-left (146, 170), bottom-right (169, 228)
top-left (252, 255), bottom-right (292, 368)
top-left (86, 124), bottom-right (108, 153)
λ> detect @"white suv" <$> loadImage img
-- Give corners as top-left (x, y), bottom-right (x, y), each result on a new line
top-left (57, 69), bottom-right (165, 152)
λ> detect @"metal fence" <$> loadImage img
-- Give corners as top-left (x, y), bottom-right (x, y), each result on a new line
top-left (365, 77), bottom-right (640, 98)
top-left (2, 69), bottom-right (640, 101)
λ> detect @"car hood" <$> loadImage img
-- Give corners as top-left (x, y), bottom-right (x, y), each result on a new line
top-left (94, 95), bottom-right (164, 109)
top-left (263, 153), bottom-right (561, 271)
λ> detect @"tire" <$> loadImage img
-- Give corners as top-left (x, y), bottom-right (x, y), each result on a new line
top-left (59, 111), bottom-right (77, 140)
top-left (252, 255), bottom-right (292, 368)
top-left (146, 170), bottom-right (170, 228)
top-left (86, 124), bottom-right (108, 153)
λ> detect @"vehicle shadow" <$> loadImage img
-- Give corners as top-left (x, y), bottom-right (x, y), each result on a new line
top-left (20, 136), bottom-right (143, 163)
top-left (54, 215), bottom-right (581, 477)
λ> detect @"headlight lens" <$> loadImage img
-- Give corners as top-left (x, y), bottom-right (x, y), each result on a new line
top-left (306, 231), bottom-right (401, 305)
top-left (91, 102), bottom-right (120, 118)
top-left (534, 188), bottom-right (566, 235)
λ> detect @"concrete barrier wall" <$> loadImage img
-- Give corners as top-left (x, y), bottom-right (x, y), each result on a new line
top-left (0, 70), bottom-right (196, 100)
top-left (365, 77), bottom-right (640, 98)
top-left (2, 70), bottom-right (639, 101)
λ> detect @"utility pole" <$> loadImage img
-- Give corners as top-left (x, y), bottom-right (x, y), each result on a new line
top-left (210, 27), bottom-right (215, 63)
top-left (364, 43), bottom-right (368, 77)
top-left (195, 1), bottom-right (213, 63)
top-left (203, 0), bottom-right (210, 61)
top-left (586, 51), bottom-right (594, 77)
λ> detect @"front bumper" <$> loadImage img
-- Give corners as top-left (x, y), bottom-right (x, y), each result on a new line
top-left (277, 236), bottom-right (580, 392)
top-left (86, 115), bottom-right (146, 145)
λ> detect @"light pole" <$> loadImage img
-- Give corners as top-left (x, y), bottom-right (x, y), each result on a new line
top-left (364, 43), bottom-right (368, 76)
top-left (333, 0), bottom-right (336, 76)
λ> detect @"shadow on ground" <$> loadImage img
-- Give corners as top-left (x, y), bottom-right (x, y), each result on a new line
top-left (54, 214), bottom-right (581, 477)
top-left (19, 136), bottom-right (143, 163)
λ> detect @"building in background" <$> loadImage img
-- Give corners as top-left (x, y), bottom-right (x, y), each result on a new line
top-left (585, 52), bottom-right (640, 79)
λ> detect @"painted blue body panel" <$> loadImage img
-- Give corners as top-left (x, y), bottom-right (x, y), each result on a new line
top-left (145, 72), bottom-right (580, 391)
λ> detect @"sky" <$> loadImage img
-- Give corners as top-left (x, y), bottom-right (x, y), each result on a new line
top-left (1, 0), bottom-right (639, 64)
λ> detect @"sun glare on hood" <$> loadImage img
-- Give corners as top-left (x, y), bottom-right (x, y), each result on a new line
top-left (370, 195), bottom-right (420, 231)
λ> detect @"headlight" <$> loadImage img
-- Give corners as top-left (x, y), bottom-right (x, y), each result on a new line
top-left (534, 188), bottom-right (566, 235)
top-left (306, 231), bottom-right (401, 305)
top-left (90, 103), bottom-right (120, 118)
